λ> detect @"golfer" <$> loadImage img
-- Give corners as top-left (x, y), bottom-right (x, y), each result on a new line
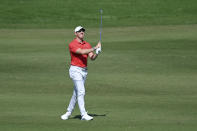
top-left (61, 26), bottom-right (101, 121)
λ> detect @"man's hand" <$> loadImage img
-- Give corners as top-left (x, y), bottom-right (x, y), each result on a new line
top-left (96, 47), bottom-right (102, 54)
top-left (95, 41), bottom-right (101, 49)
top-left (95, 41), bottom-right (101, 55)
top-left (89, 41), bottom-right (102, 60)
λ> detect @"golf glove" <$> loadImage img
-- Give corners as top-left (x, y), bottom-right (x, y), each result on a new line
top-left (96, 47), bottom-right (102, 54)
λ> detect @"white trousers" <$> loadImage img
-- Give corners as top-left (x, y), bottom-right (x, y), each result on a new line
top-left (67, 65), bottom-right (88, 116)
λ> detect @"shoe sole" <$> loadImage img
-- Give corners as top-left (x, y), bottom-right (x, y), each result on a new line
top-left (81, 118), bottom-right (93, 121)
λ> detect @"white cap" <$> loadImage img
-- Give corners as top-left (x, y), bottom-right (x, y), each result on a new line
top-left (74, 26), bottom-right (85, 32)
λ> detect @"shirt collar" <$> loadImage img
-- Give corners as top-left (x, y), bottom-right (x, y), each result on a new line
top-left (74, 38), bottom-right (85, 45)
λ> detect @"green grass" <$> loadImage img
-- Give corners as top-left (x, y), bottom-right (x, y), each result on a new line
top-left (1, 0), bottom-right (197, 130)
top-left (0, 0), bottom-right (197, 28)
top-left (0, 24), bottom-right (197, 131)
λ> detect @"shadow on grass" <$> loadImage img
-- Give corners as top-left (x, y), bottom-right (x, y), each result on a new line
top-left (71, 113), bottom-right (107, 120)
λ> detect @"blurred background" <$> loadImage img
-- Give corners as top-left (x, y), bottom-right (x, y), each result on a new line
top-left (1, 0), bottom-right (197, 28)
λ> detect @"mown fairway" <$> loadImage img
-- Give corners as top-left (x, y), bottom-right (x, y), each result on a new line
top-left (0, 25), bottom-right (197, 131)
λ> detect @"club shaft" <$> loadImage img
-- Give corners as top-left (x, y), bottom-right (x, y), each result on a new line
top-left (100, 9), bottom-right (102, 42)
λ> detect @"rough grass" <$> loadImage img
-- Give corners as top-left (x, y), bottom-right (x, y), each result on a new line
top-left (0, 0), bottom-right (197, 28)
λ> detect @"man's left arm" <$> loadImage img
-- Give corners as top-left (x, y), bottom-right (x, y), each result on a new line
top-left (89, 52), bottom-right (98, 61)
top-left (88, 41), bottom-right (101, 60)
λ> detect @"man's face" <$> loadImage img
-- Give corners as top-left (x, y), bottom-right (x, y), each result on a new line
top-left (75, 29), bottom-right (85, 39)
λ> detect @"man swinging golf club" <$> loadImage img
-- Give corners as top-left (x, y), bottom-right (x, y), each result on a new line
top-left (61, 26), bottom-right (101, 121)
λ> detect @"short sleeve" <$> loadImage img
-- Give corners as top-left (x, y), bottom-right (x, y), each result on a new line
top-left (69, 43), bottom-right (79, 53)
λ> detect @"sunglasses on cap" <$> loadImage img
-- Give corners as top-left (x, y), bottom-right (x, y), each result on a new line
top-left (77, 28), bottom-right (85, 33)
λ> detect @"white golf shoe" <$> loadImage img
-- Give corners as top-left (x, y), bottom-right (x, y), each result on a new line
top-left (81, 114), bottom-right (93, 121)
top-left (61, 112), bottom-right (71, 120)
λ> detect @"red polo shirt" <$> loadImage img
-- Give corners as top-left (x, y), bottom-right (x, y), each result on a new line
top-left (69, 39), bottom-right (92, 68)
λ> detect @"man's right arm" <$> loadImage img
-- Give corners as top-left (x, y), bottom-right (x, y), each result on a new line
top-left (75, 48), bottom-right (96, 55)
top-left (75, 42), bottom-right (101, 55)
